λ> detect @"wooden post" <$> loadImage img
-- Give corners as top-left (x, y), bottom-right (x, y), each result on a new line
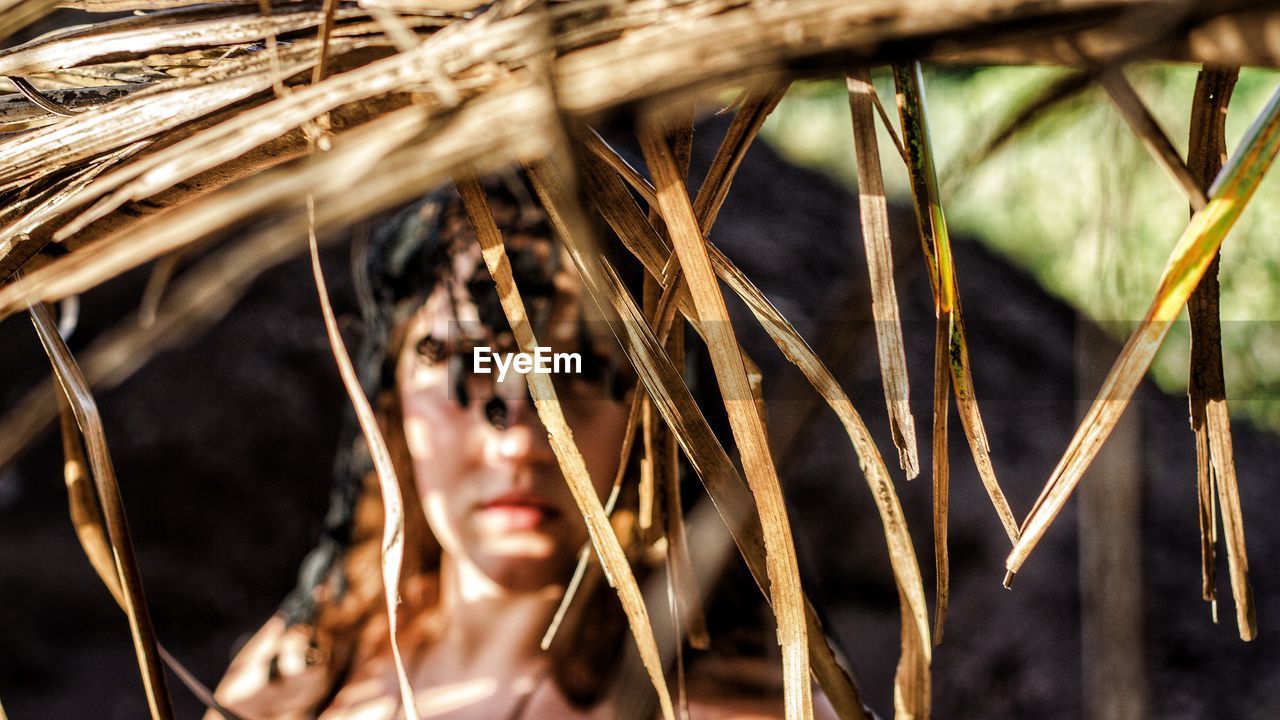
top-left (1075, 316), bottom-right (1149, 720)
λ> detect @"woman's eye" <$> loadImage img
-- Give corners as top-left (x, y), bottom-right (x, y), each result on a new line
top-left (415, 335), bottom-right (446, 364)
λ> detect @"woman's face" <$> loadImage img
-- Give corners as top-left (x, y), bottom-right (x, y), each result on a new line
top-left (396, 283), bottom-right (629, 594)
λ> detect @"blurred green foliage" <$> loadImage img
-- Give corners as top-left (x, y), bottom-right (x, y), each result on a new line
top-left (760, 67), bottom-right (1280, 429)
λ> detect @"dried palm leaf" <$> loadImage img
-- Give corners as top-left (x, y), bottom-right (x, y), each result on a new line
top-left (526, 159), bottom-right (873, 720)
top-left (1185, 65), bottom-right (1253, 640)
top-left (577, 140), bottom-right (928, 719)
top-left (306, 196), bottom-right (421, 719)
top-left (55, 378), bottom-right (243, 719)
top-left (26, 300), bottom-right (174, 720)
top-left (894, 61), bottom-right (1020, 547)
top-left (1006, 84), bottom-right (1280, 594)
top-left (642, 119), bottom-right (815, 720)
top-left (0, 72), bottom-right (557, 318)
top-left (847, 67), bottom-right (919, 480)
top-left (1100, 66), bottom-right (1207, 211)
top-left (0, 0), bottom-right (57, 43)
top-left (456, 173), bottom-right (677, 720)
top-left (38, 11), bottom-right (528, 241)
top-left (0, 4), bottom-right (352, 76)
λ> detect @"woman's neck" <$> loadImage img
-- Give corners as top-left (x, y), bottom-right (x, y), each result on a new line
top-left (426, 556), bottom-right (563, 674)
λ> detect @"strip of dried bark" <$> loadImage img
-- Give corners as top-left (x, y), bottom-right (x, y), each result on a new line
top-left (528, 158), bottom-right (874, 720)
top-left (894, 61), bottom-right (1019, 549)
top-left (26, 300), bottom-right (174, 720)
top-left (1101, 67), bottom-right (1208, 211)
top-left (1186, 64), bottom-right (1254, 641)
top-left (306, 195), bottom-right (421, 719)
top-left (847, 67), bottom-right (919, 480)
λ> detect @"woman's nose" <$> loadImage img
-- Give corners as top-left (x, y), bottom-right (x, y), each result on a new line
top-left (484, 404), bottom-right (555, 466)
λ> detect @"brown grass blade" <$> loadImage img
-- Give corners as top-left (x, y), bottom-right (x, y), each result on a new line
top-left (0, 73), bottom-right (557, 320)
top-left (692, 85), bottom-right (787, 230)
top-left (0, 139), bottom-right (149, 278)
top-left (640, 120), bottom-right (813, 720)
top-left (456, 173), bottom-right (676, 720)
top-left (55, 384), bottom-right (242, 719)
top-left (930, 318), bottom-right (950, 644)
top-left (847, 68), bottom-right (919, 479)
top-left (895, 61), bottom-right (1020, 548)
top-left (0, 0), bottom-right (58, 43)
top-left (26, 300), bottom-right (174, 720)
top-left (1007, 84), bottom-right (1280, 582)
top-left (1101, 66), bottom-right (1208, 212)
top-left (1186, 65), bottom-right (1254, 640)
top-left (528, 159), bottom-right (873, 720)
top-left (306, 196), bottom-right (421, 719)
top-left (0, 4), bottom-right (344, 76)
top-left (47, 11), bottom-right (527, 242)
top-left (578, 143), bottom-right (926, 718)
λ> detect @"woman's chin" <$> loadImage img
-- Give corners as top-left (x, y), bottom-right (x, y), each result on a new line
top-left (472, 535), bottom-right (572, 591)
top-left (476, 531), bottom-right (558, 559)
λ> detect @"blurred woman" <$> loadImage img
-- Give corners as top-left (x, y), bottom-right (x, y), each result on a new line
top-left (207, 175), bottom-right (838, 720)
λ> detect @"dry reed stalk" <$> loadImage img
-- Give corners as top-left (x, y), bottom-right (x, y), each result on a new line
top-left (26, 301), bottom-right (174, 720)
top-left (528, 158), bottom-right (875, 719)
top-left (0, 72), bottom-right (557, 318)
top-left (930, 317), bottom-right (950, 644)
top-left (457, 173), bottom-right (677, 720)
top-left (1186, 65), bottom-right (1254, 641)
top-left (0, 0), bottom-right (56, 43)
top-left (846, 68), bottom-right (919, 480)
top-left (306, 196), bottom-right (421, 719)
top-left (642, 116), bottom-right (826, 720)
top-left (1007, 84), bottom-right (1280, 583)
top-left (894, 62), bottom-right (1020, 548)
top-left (552, 1), bottom-right (1280, 117)
top-left (54, 378), bottom-right (242, 718)
top-left (1100, 67), bottom-right (1208, 211)
top-left (577, 136), bottom-right (927, 718)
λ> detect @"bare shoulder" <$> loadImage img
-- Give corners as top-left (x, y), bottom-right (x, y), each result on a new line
top-left (204, 614), bottom-right (334, 720)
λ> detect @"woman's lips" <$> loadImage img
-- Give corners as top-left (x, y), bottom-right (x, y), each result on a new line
top-left (475, 494), bottom-right (560, 531)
